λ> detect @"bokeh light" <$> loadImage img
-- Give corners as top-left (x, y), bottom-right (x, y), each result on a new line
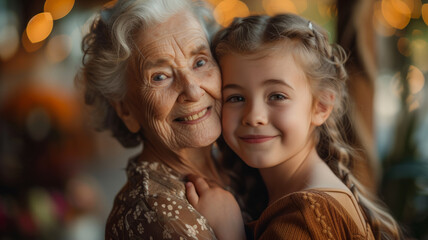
top-left (411, 39), bottom-right (428, 72)
top-left (206, 0), bottom-right (223, 7)
top-left (22, 30), bottom-right (44, 53)
top-left (214, 0), bottom-right (250, 27)
top-left (373, 1), bottom-right (396, 36)
top-left (397, 37), bottom-right (410, 56)
top-left (409, 0), bottom-right (422, 18)
top-left (45, 34), bottom-right (73, 63)
top-left (381, 0), bottom-right (411, 29)
top-left (407, 65), bottom-right (425, 94)
top-left (263, 0), bottom-right (297, 15)
top-left (103, 0), bottom-right (118, 8)
top-left (44, 0), bottom-right (75, 20)
top-left (318, 1), bottom-right (337, 18)
top-left (294, 0), bottom-right (308, 13)
top-left (422, 3), bottom-right (428, 26)
top-left (0, 24), bottom-right (19, 61)
top-left (26, 12), bottom-right (53, 43)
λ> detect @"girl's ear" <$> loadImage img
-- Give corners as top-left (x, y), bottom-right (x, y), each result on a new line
top-left (312, 93), bottom-right (334, 126)
top-left (111, 100), bottom-right (141, 133)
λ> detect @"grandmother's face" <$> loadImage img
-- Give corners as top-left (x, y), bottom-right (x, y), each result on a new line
top-left (118, 11), bottom-right (221, 152)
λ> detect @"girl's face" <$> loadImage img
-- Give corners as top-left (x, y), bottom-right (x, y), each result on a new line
top-left (220, 49), bottom-right (321, 169)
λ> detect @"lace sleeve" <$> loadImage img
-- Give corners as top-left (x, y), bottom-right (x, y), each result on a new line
top-left (106, 192), bottom-right (217, 240)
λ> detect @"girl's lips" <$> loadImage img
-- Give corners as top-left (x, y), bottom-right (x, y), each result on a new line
top-left (239, 135), bottom-right (276, 143)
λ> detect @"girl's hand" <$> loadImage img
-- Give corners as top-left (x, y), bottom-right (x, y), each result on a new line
top-left (186, 175), bottom-right (246, 240)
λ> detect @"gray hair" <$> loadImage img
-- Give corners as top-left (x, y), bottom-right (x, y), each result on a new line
top-left (76, 0), bottom-right (219, 147)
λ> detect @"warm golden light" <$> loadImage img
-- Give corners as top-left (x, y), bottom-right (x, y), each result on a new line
top-left (407, 65), bottom-right (425, 94)
top-left (103, 0), bottom-right (118, 8)
top-left (0, 25), bottom-right (19, 61)
top-left (422, 3), bottom-right (428, 26)
top-left (26, 12), bottom-right (53, 43)
top-left (408, 0), bottom-right (422, 18)
top-left (263, 0), bottom-right (297, 15)
top-left (206, 0), bottom-right (223, 7)
top-left (22, 30), bottom-right (44, 52)
top-left (397, 37), bottom-right (410, 56)
top-left (318, 1), bottom-right (337, 18)
top-left (294, 0), bottom-right (308, 13)
top-left (45, 34), bottom-right (72, 63)
top-left (408, 99), bottom-right (420, 112)
top-left (214, 0), bottom-right (250, 27)
top-left (44, 0), bottom-right (75, 20)
top-left (381, 0), bottom-right (411, 29)
top-left (411, 39), bottom-right (428, 72)
top-left (373, 2), bottom-right (396, 36)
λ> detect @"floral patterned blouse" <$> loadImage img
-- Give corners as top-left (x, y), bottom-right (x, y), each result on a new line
top-left (105, 157), bottom-right (217, 240)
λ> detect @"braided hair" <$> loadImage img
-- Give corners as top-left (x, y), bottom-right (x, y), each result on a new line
top-left (213, 13), bottom-right (403, 239)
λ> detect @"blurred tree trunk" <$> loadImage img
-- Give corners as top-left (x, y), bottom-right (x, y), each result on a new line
top-left (336, 0), bottom-right (379, 192)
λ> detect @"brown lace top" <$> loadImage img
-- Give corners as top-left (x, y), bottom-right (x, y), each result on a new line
top-left (247, 189), bottom-right (375, 240)
top-left (105, 157), bottom-right (217, 240)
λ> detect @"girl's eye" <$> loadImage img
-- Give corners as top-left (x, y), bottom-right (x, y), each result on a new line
top-left (269, 94), bottom-right (287, 101)
top-left (152, 73), bottom-right (168, 81)
top-left (225, 95), bottom-right (245, 103)
top-left (194, 59), bottom-right (206, 68)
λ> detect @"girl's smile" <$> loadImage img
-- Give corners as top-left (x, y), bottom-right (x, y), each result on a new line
top-left (239, 135), bottom-right (277, 144)
top-left (220, 48), bottom-right (318, 169)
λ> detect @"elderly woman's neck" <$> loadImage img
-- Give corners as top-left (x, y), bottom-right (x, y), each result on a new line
top-left (140, 144), bottom-right (224, 184)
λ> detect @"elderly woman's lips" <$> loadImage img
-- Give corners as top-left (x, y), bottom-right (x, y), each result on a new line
top-left (175, 107), bottom-right (210, 122)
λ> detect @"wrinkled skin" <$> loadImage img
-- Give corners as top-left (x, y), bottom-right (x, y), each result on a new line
top-left (114, 11), bottom-right (222, 161)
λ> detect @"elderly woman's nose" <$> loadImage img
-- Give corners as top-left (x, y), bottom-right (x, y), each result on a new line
top-left (177, 73), bottom-right (205, 103)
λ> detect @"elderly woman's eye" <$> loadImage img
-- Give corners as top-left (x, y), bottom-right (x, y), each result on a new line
top-left (152, 73), bottom-right (168, 81)
top-left (194, 59), bottom-right (206, 68)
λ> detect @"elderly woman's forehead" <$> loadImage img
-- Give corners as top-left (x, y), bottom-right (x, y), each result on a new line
top-left (137, 11), bottom-right (205, 41)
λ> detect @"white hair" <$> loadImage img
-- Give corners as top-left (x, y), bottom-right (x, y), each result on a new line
top-left (77, 0), bottom-right (218, 147)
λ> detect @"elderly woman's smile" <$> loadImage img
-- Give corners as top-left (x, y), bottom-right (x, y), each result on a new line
top-left (174, 107), bottom-right (210, 122)
top-left (121, 11), bottom-right (222, 151)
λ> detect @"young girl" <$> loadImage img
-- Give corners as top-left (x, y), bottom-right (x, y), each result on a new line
top-left (186, 14), bottom-right (403, 239)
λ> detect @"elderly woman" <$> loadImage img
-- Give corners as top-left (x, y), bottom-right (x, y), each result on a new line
top-left (77, 0), bottom-right (251, 239)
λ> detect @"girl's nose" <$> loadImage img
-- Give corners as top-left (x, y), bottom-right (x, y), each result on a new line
top-left (242, 101), bottom-right (268, 126)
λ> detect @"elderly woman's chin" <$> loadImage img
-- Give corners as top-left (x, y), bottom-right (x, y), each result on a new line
top-left (183, 111), bottom-right (222, 148)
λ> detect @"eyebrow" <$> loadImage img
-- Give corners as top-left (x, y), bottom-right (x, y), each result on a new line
top-left (264, 79), bottom-right (294, 90)
top-left (141, 43), bottom-right (209, 70)
top-left (143, 58), bottom-right (170, 70)
top-left (223, 79), bottom-right (294, 91)
top-left (190, 44), bottom-right (209, 56)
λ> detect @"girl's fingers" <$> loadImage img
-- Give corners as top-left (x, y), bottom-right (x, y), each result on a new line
top-left (186, 182), bottom-right (199, 206)
top-left (186, 174), bottom-right (210, 193)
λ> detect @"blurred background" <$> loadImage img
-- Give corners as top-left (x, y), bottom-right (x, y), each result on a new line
top-left (0, 0), bottom-right (427, 239)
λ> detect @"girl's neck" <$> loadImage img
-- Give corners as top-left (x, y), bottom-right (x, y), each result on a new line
top-left (259, 144), bottom-right (320, 205)
top-left (140, 142), bottom-right (224, 185)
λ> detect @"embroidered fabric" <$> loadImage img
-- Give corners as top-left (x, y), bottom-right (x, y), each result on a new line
top-left (105, 157), bottom-right (217, 240)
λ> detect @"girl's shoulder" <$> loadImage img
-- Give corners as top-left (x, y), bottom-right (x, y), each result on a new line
top-left (249, 189), bottom-right (375, 240)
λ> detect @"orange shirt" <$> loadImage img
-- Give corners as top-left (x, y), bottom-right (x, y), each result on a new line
top-left (247, 189), bottom-right (375, 240)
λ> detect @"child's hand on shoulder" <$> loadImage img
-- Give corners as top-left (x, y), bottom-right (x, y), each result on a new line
top-left (185, 174), bottom-right (245, 240)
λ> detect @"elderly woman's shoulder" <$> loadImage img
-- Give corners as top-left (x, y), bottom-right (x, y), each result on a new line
top-left (105, 157), bottom-right (216, 239)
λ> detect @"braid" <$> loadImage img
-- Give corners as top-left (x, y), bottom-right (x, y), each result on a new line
top-left (312, 24), bottom-right (404, 240)
top-left (213, 13), bottom-right (403, 239)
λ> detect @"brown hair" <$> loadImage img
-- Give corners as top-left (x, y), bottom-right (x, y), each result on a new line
top-left (213, 13), bottom-right (403, 239)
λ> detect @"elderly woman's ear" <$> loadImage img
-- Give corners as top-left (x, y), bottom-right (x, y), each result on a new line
top-left (111, 100), bottom-right (141, 133)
